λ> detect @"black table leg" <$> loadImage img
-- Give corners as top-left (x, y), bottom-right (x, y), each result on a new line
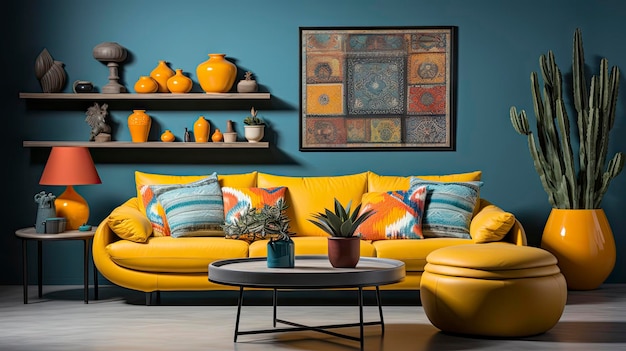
top-left (22, 239), bottom-right (27, 304)
top-left (376, 285), bottom-right (384, 334)
top-left (273, 288), bottom-right (277, 327)
top-left (37, 241), bottom-right (42, 298)
top-left (83, 239), bottom-right (88, 304)
top-left (234, 286), bottom-right (244, 342)
top-left (92, 239), bottom-right (98, 301)
top-left (358, 287), bottom-right (364, 351)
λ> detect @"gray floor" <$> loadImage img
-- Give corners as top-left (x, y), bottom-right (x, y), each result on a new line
top-left (1, 284), bottom-right (625, 351)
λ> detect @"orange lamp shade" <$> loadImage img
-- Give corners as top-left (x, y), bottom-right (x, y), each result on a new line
top-left (39, 147), bottom-right (101, 230)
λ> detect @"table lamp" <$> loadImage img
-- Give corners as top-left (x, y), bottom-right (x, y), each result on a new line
top-left (39, 147), bottom-right (101, 230)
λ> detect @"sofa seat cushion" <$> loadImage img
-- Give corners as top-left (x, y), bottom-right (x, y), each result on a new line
top-left (106, 237), bottom-right (249, 273)
top-left (257, 172), bottom-right (368, 237)
top-left (372, 238), bottom-right (472, 272)
top-left (248, 237), bottom-right (376, 257)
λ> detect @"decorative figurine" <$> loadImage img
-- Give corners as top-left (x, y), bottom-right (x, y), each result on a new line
top-left (92, 42), bottom-right (128, 93)
top-left (184, 127), bottom-right (192, 142)
top-left (34, 191), bottom-right (56, 234)
top-left (85, 102), bottom-right (112, 142)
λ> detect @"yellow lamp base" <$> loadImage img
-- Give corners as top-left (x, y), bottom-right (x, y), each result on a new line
top-left (54, 185), bottom-right (89, 230)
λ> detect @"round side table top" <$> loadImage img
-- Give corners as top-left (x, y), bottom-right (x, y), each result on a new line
top-left (209, 255), bottom-right (405, 289)
top-left (15, 227), bottom-right (96, 240)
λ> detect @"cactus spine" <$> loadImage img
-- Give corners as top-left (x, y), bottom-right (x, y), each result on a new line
top-left (510, 28), bottom-right (624, 209)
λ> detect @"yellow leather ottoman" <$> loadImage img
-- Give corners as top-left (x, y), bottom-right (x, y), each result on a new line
top-left (420, 244), bottom-right (566, 337)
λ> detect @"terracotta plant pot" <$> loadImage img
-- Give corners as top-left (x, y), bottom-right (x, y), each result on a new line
top-left (327, 236), bottom-right (360, 268)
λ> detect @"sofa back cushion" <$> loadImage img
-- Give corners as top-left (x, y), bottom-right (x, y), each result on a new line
top-left (134, 171), bottom-right (257, 236)
top-left (257, 172), bottom-right (368, 236)
top-left (367, 170), bottom-right (482, 193)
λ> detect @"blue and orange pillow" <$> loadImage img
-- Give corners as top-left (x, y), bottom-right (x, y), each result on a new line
top-left (356, 186), bottom-right (427, 240)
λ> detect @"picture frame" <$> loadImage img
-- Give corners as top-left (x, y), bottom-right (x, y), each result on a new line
top-left (299, 26), bottom-right (457, 151)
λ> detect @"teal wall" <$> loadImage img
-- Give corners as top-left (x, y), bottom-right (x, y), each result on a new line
top-left (3, 0), bottom-right (625, 284)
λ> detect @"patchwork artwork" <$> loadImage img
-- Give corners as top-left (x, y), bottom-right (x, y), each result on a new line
top-left (300, 27), bottom-right (456, 151)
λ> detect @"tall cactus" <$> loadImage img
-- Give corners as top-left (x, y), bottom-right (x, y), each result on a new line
top-left (510, 28), bottom-right (624, 209)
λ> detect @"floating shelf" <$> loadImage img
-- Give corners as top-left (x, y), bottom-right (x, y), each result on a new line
top-left (23, 141), bottom-right (269, 149)
top-left (19, 92), bottom-right (271, 100)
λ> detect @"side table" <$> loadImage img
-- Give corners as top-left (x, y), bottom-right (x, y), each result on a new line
top-left (15, 227), bottom-right (98, 304)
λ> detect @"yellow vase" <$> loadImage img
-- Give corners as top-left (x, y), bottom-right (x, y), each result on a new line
top-left (127, 109), bottom-right (151, 142)
top-left (541, 208), bottom-right (616, 290)
top-left (134, 76), bottom-right (158, 93)
top-left (196, 53), bottom-right (237, 93)
top-left (166, 69), bottom-right (193, 93)
top-left (160, 130), bottom-right (175, 142)
top-left (211, 128), bottom-right (223, 142)
top-left (150, 60), bottom-right (175, 93)
top-left (194, 116), bottom-right (210, 142)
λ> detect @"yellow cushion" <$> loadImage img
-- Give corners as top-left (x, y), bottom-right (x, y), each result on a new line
top-left (134, 171), bottom-right (258, 214)
top-left (470, 203), bottom-right (516, 243)
top-left (257, 172), bottom-right (368, 236)
top-left (106, 236), bottom-right (249, 273)
top-left (372, 238), bottom-right (471, 271)
top-left (367, 170), bottom-right (482, 192)
top-left (107, 204), bottom-right (152, 243)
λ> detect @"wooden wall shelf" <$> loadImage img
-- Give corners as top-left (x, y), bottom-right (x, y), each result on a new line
top-left (23, 141), bottom-right (269, 149)
top-left (19, 92), bottom-right (271, 100)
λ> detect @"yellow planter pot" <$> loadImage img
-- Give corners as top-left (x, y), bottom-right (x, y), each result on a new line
top-left (541, 208), bottom-right (616, 290)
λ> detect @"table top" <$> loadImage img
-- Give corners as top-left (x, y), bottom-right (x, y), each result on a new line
top-left (209, 255), bottom-right (405, 289)
top-left (15, 227), bottom-right (96, 240)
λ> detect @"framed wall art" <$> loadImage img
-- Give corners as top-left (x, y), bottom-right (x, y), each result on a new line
top-left (299, 26), bottom-right (457, 151)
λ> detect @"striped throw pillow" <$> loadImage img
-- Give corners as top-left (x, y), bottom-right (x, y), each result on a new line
top-left (150, 173), bottom-right (225, 238)
top-left (409, 178), bottom-right (483, 239)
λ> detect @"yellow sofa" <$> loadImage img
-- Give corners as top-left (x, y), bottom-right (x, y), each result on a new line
top-left (93, 170), bottom-right (527, 303)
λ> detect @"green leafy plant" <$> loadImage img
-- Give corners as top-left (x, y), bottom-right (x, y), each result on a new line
top-left (308, 198), bottom-right (375, 238)
top-left (510, 28), bottom-right (624, 209)
top-left (243, 107), bottom-right (264, 125)
top-left (222, 199), bottom-right (292, 241)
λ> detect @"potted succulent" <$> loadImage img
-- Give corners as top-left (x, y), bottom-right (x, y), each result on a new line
top-left (308, 198), bottom-right (375, 268)
top-left (222, 199), bottom-right (294, 268)
top-left (243, 107), bottom-right (265, 142)
top-left (509, 28), bottom-right (624, 290)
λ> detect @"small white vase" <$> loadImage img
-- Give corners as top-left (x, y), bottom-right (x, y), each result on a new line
top-left (244, 125), bottom-right (264, 142)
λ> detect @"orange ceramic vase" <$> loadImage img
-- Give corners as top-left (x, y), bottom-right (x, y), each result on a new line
top-left (541, 208), bottom-right (616, 290)
top-left (150, 60), bottom-right (175, 93)
top-left (134, 76), bottom-right (158, 93)
top-left (127, 109), bottom-right (151, 142)
top-left (194, 116), bottom-right (210, 142)
top-left (160, 130), bottom-right (175, 142)
top-left (211, 128), bottom-right (223, 142)
top-left (166, 69), bottom-right (193, 93)
top-left (196, 53), bottom-right (237, 93)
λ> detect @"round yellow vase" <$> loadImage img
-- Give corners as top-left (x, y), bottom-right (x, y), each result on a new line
top-left (196, 53), bottom-right (237, 93)
top-left (127, 109), bottom-right (151, 142)
top-left (541, 208), bottom-right (616, 290)
top-left (194, 116), bottom-right (210, 142)
top-left (166, 69), bottom-right (193, 93)
top-left (150, 60), bottom-right (175, 93)
top-left (134, 76), bottom-right (158, 93)
top-left (160, 130), bottom-right (175, 142)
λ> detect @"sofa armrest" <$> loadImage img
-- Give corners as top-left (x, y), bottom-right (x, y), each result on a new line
top-left (502, 219), bottom-right (527, 246)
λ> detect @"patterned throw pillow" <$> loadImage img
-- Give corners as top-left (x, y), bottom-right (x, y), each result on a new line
top-left (222, 186), bottom-right (287, 225)
top-left (355, 186), bottom-right (428, 240)
top-left (140, 184), bottom-right (171, 236)
top-left (409, 177), bottom-right (483, 239)
top-left (150, 174), bottom-right (225, 238)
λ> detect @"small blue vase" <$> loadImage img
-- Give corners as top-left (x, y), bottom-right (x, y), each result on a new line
top-left (267, 237), bottom-right (295, 268)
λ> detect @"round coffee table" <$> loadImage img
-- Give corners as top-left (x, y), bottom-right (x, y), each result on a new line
top-left (209, 255), bottom-right (405, 350)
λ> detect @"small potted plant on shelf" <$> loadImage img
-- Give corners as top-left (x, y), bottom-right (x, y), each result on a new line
top-left (309, 198), bottom-right (375, 268)
top-left (222, 199), bottom-right (294, 268)
top-left (243, 107), bottom-right (265, 142)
